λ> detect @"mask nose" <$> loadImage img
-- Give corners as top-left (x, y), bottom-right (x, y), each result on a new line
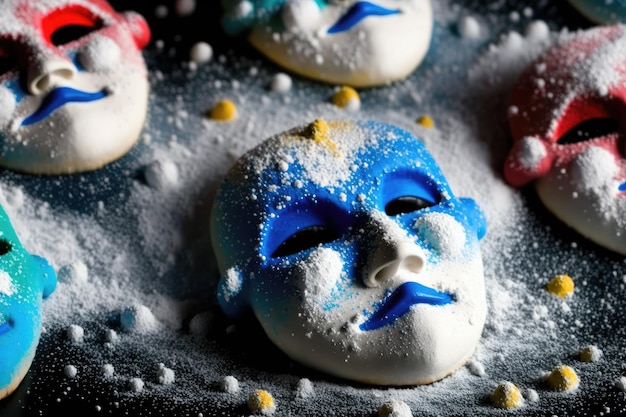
top-left (364, 238), bottom-right (426, 288)
top-left (27, 54), bottom-right (76, 95)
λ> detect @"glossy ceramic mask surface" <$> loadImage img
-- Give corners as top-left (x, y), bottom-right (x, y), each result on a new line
top-left (0, 206), bottom-right (56, 399)
top-left (222, 0), bottom-right (432, 87)
top-left (505, 25), bottom-right (626, 254)
top-left (567, 0), bottom-right (626, 24)
top-left (0, 0), bottom-right (150, 174)
top-left (211, 120), bottom-right (487, 385)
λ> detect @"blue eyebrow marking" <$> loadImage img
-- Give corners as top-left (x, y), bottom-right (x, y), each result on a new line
top-left (327, 1), bottom-right (400, 34)
top-left (22, 87), bottom-right (108, 126)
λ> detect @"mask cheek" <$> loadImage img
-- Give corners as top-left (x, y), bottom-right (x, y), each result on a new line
top-left (569, 146), bottom-right (618, 192)
top-left (412, 212), bottom-right (467, 259)
top-left (78, 35), bottom-right (122, 73)
top-left (0, 85), bottom-right (17, 126)
top-left (282, 0), bottom-right (323, 32)
top-left (295, 247), bottom-right (344, 313)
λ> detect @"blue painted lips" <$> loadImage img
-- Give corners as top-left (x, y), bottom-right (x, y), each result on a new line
top-left (360, 281), bottom-right (453, 331)
top-left (22, 87), bottom-right (108, 126)
top-left (327, 1), bottom-right (400, 34)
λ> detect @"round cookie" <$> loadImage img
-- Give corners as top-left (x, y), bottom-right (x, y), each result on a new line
top-left (0, 205), bottom-right (56, 399)
top-left (211, 119), bottom-right (487, 385)
top-left (0, 0), bottom-right (151, 174)
top-left (567, 0), bottom-right (626, 24)
top-left (221, 0), bottom-right (433, 87)
top-left (505, 25), bottom-right (626, 254)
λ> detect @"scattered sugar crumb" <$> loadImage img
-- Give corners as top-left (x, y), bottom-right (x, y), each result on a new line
top-left (189, 311), bottom-right (213, 337)
top-left (221, 376), bottom-right (240, 395)
top-left (378, 399), bottom-right (412, 417)
top-left (525, 20), bottom-right (550, 41)
top-left (58, 261), bottom-right (89, 284)
top-left (102, 364), bottom-right (115, 378)
top-left (120, 305), bottom-right (159, 334)
top-left (129, 378), bottom-right (145, 393)
top-left (64, 365), bottom-right (78, 379)
top-left (144, 159), bottom-right (179, 191)
top-left (190, 42), bottom-right (213, 64)
top-left (157, 363), bottom-right (175, 385)
top-left (295, 378), bottom-right (314, 399)
top-left (524, 388), bottom-right (539, 403)
top-left (154, 5), bottom-right (168, 18)
top-left (467, 359), bottom-right (486, 377)
top-left (458, 15), bottom-right (481, 39)
top-left (67, 324), bottom-right (84, 344)
top-left (271, 73), bottom-right (293, 93)
top-left (104, 329), bottom-right (118, 344)
top-left (175, 0), bottom-right (196, 16)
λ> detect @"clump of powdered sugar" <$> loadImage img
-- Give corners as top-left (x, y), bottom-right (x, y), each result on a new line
top-left (120, 305), bottom-right (160, 334)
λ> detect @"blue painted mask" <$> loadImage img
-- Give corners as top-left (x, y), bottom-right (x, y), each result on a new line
top-left (0, 0), bottom-right (151, 174)
top-left (221, 0), bottom-right (433, 87)
top-left (0, 205), bottom-right (56, 399)
top-left (211, 120), bottom-right (487, 385)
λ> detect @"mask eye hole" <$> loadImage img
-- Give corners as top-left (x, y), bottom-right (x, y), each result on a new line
top-left (41, 6), bottom-right (104, 47)
top-left (385, 196), bottom-right (434, 216)
top-left (50, 25), bottom-right (101, 46)
top-left (0, 44), bottom-right (17, 77)
top-left (557, 118), bottom-right (620, 145)
top-left (271, 226), bottom-right (339, 258)
top-left (0, 239), bottom-right (12, 256)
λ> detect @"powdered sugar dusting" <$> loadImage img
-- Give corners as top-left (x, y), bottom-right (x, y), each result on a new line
top-left (2, 1), bottom-right (623, 416)
top-left (0, 270), bottom-right (14, 296)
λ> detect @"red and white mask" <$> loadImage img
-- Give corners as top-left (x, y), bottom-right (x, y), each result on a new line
top-left (0, 0), bottom-right (150, 174)
top-left (505, 25), bottom-right (626, 254)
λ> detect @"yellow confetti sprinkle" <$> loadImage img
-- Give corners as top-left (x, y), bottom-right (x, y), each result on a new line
top-left (416, 115), bottom-right (435, 128)
top-left (209, 99), bottom-right (237, 121)
top-left (331, 86), bottom-right (360, 111)
top-left (248, 389), bottom-right (276, 415)
top-left (302, 119), bottom-right (342, 156)
top-left (490, 381), bottom-right (524, 409)
top-left (547, 365), bottom-right (579, 391)
top-left (545, 274), bottom-right (574, 298)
